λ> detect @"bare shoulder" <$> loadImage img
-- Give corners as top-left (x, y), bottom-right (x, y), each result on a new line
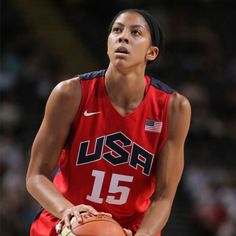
top-left (167, 92), bottom-right (191, 141)
top-left (169, 92), bottom-right (191, 114)
top-left (44, 76), bottom-right (82, 122)
top-left (53, 76), bottom-right (81, 101)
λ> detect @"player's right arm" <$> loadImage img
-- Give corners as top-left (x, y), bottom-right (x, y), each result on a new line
top-left (26, 77), bottom-right (98, 223)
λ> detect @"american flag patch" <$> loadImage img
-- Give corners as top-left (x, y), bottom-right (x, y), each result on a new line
top-left (145, 120), bottom-right (163, 133)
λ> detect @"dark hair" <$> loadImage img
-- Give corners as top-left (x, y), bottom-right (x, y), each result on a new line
top-left (108, 9), bottom-right (163, 58)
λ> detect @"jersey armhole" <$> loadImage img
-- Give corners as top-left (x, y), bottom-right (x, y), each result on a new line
top-left (155, 92), bottom-right (174, 157)
top-left (63, 78), bottom-right (86, 149)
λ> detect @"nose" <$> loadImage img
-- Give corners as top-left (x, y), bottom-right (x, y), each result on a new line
top-left (118, 30), bottom-right (129, 44)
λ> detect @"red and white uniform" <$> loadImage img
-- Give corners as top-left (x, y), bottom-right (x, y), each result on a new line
top-left (30, 70), bottom-right (174, 236)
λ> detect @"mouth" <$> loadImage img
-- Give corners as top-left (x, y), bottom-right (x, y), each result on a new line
top-left (115, 47), bottom-right (129, 55)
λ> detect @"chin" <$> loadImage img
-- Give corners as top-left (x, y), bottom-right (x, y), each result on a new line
top-left (111, 58), bottom-right (128, 68)
top-left (114, 62), bottom-right (133, 74)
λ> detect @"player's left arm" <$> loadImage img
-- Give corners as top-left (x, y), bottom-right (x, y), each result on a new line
top-left (135, 92), bottom-right (191, 236)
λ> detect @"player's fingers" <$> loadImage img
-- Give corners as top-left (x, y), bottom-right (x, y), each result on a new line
top-left (79, 204), bottom-right (98, 215)
top-left (64, 214), bottom-right (73, 229)
top-left (72, 208), bottom-right (82, 223)
top-left (123, 228), bottom-right (133, 236)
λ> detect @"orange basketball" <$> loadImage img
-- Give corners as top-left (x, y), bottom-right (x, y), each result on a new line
top-left (60, 212), bottom-right (126, 236)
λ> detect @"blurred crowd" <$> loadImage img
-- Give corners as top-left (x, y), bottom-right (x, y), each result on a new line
top-left (1, 1), bottom-right (235, 235)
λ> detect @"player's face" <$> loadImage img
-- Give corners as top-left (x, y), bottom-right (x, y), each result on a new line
top-left (107, 12), bottom-right (158, 70)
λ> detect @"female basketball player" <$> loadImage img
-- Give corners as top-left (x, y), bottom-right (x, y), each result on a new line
top-left (26, 9), bottom-right (191, 236)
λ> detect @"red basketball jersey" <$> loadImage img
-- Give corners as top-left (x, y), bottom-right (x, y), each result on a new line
top-left (30, 70), bottom-right (174, 236)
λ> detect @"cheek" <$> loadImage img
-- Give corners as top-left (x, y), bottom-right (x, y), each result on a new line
top-left (107, 36), bottom-right (116, 58)
top-left (138, 40), bottom-right (151, 53)
top-left (107, 37), bottom-right (112, 53)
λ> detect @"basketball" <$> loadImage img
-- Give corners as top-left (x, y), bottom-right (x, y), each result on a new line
top-left (59, 212), bottom-right (126, 236)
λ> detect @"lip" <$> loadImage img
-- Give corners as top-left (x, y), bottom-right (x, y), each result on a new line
top-left (115, 46), bottom-right (129, 55)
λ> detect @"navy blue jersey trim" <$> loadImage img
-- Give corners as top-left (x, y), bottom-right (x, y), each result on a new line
top-left (150, 76), bottom-right (175, 94)
top-left (51, 167), bottom-right (60, 180)
top-left (32, 207), bottom-right (44, 223)
top-left (79, 70), bottom-right (174, 94)
top-left (79, 69), bottom-right (106, 80)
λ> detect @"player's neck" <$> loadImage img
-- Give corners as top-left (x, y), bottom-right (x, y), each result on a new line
top-left (105, 64), bottom-right (146, 91)
top-left (105, 65), bottom-right (146, 113)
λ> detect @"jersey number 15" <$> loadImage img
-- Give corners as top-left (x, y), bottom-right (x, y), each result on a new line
top-left (86, 170), bottom-right (133, 205)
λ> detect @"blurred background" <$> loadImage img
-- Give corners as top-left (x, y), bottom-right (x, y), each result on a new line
top-left (1, 0), bottom-right (236, 235)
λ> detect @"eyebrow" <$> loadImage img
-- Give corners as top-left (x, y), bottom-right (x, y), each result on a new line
top-left (113, 22), bottom-right (146, 29)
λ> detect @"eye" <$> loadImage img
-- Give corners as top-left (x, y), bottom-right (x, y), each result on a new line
top-left (112, 27), bottom-right (122, 33)
top-left (132, 29), bottom-right (142, 36)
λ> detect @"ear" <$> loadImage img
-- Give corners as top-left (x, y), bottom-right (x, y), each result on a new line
top-left (146, 46), bottom-right (159, 62)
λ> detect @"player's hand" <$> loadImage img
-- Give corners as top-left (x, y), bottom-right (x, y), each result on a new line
top-left (61, 204), bottom-right (98, 229)
top-left (123, 228), bottom-right (133, 236)
top-left (57, 204), bottom-right (112, 232)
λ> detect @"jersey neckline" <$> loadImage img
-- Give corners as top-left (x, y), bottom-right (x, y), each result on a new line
top-left (101, 75), bottom-right (151, 119)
